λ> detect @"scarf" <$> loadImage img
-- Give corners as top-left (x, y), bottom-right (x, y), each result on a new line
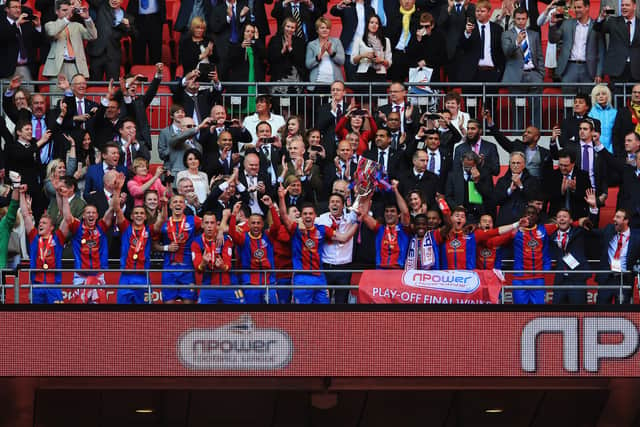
top-left (399, 5), bottom-right (415, 45)
top-left (405, 233), bottom-right (436, 271)
top-left (245, 46), bottom-right (256, 113)
top-left (367, 33), bottom-right (384, 72)
top-left (630, 102), bottom-right (640, 135)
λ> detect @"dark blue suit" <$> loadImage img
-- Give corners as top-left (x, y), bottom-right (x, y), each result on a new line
top-left (593, 224), bottom-right (640, 304)
top-left (83, 162), bottom-right (128, 199)
top-left (548, 226), bottom-right (590, 304)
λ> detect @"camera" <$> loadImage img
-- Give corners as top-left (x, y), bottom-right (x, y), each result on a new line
top-left (425, 113), bottom-right (441, 121)
top-left (263, 137), bottom-right (275, 144)
top-left (352, 109), bottom-right (366, 116)
top-left (555, 12), bottom-right (565, 19)
top-left (605, 8), bottom-right (615, 14)
top-left (163, 171), bottom-right (174, 185)
top-left (310, 145), bottom-right (323, 152)
top-left (223, 120), bottom-right (234, 128)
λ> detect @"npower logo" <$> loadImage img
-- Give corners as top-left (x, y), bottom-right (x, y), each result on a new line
top-left (521, 317), bottom-right (639, 373)
top-left (178, 314), bottom-right (294, 370)
top-left (402, 270), bottom-right (480, 293)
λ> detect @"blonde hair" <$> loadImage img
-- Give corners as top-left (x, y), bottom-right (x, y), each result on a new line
top-left (590, 84), bottom-right (612, 108)
top-left (46, 159), bottom-right (65, 180)
top-left (190, 16), bottom-right (206, 33)
top-left (132, 157), bottom-right (149, 173)
top-left (315, 16), bottom-right (331, 31)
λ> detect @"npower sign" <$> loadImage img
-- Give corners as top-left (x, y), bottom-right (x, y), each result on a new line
top-left (521, 316), bottom-right (640, 373)
top-left (177, 314), bottom-right (294, 370)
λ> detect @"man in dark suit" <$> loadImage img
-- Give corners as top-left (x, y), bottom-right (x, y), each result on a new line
top-left (445, 150), bottom-right (494, 224)
top-left (398, 148), bottom-right (440, 206)
top-left (251, 0), bottom-right (274, 43)
top-left (375, 82), bottom-right (420, 136)
top-left (203, 176), bottom-right (243, 221)
top-left (114, 117), bottom-right (150, 172)
top-left (204, 130), bottom-right (241, 179)
top-left (238, 151), bottom-right (273, 215)
top-left (588, 196), bottom-right (640, 304)
top-left (92, 97), bottom-right (124, 148)
top-left (87, 0), bottom-right (134, 80)
top-left (362, 128), bottom-right (406, 179)
top-left (551, 93), bottom-right (592, 146)
top-left (126, 0), bottom-right (165, 64)
top-left (271, 0), bottom-right (321, 43)
top-left (437, 0), bottom-right (475, 80)
top-left (84, 142), bottom-right (128, 199)
top-left (546, 149), bottom-right (591, 219)
top-left (484, 110), bottom-right (552, 180)
top-left (282, 174), bottom-right (313, 209)
top-left (0, 0), bottom-right (43, 81)
top-left (323, 139), bottom-right (358, 193)
top-left (3, 76), bottom-right (65, 163)
top-left (330, 0), bottom-right (374, 81)
top-left (174, 0), bottom-right (210, 33)
top-left (122, 66), bottom-right (163, 151)
top-left (210, 0), bottom-right (250, 74)
top-left (200, 104), bottom-right (252, 150)
top-left (406, 128), bottom-right (452, 193)
top-left (548, 208), bottom-right (591, 304)
top-left (172, 69), bottom-right (223, 126)
top-left (57, 74), bottom-right (100, 134)
top-left (457, 0), bottom-right (504, 115)
top-left (316, 80), bottom-right (348, 160)
top-left (453, 119), bottom-right (500, 176)
top-left (494, 151), bottom-right (538, 225)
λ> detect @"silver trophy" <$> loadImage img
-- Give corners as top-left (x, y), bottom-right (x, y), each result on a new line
top-left (349, 157), bottom-right (380, 213)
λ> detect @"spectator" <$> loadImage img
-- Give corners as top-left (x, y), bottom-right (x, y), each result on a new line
top-left (453, 119), bottom-right (500, 177)
top-left (126, 0), bottom-right (165, 65)
top-left (176, 177), bottom-right (202, 216)
top-left (177, 149), bottom-right (209, 204)
top-left (537, 0), bottom-right (563, 81)
top-left (501, 7), bottom-right (544, 130)
top-left (179, 17), bottom-right (218, 77)
top-left (387, 0), bottom-right (420, 81)
top-left (490, 0), bottom-right (518, 31)
top-left (408, 128), bottom-right (452, 193)
top-left (202, 104), bottom-right (252, 149)
top-left (122, 65), bottom-right (164, 151)
top-left (305, 128), bottom-right (327, 167)
top-left (546, 148), bottom-right (591, 219)
top-left (267, 17), bottom-right (307, 95)
top-left (238, 152), bottom-right (272, 215)
top-left (553, 92), bottom-right (592, 147)
top-left (406, 189), bottom-right (427, 217)
top-left (115, 117), bottom-right (150, 171)
top-left (69, 128), bottom-right (100, 194)
top-left (279, 136), bottom-right (322, 197)
top-left (271, 0), bottom-right (320, 43)
top-left (363, 127), bottom-right (405, 179)
top-left (443, 91), bottom-right (470, 135)
top-left (315, 80), bottom-right (347, 159)
top-left (0, 0), bottom-right (43, 83)
top-left (127, 158), bottom-right (167, 207)
top-left (350, 14), bottom-right (392, 87)
top-left (4, 87), bottom-right (30, 135)
top-left (143, 189), bottom-right (161, 224)
top-left (83, 142), bottom-right (127, 199)
top-left (588, 84), bottom-right (625, 155)
top-left (255, 121), bottom-right (283, 189)
top-left (93, 95), bottom-right (125, 148)
top-left (210, 0), bottom-right (250, 75)
top-left (45, 175), bottom-right (86, 227)
top-left (445, 150), bottom-right (494, 224)
top-left (158, 104), bottom-right (185, 166)
top-left (438, 0), bottom-right (475, 81)
top-left (204, 130), bottom-right (241, 178)
top-left (43, 0), bottom-right (97, 81)
top-left (87, 0), bottom-right (134, 81)
top-left (375, 81), bottom-right (419, 134)
top-left (484, 110), bottom-right (552, 179)
top-left (165, 117), bottom-right (208, 178)
top-left (398, 148), bottom-right (439, 207)
top-left (279, 115), bottom-right (305, 146)
top-left (174, 0), bottom-right (211, 34)
top-left (335, 108), bottom-right (376, 155)
top-left (548, 0), bottom-right (603, 90)
top-left (305, 17), bottom-right (345, 90)
top-left (226, 23), bottom-right (266, 113)
top-left (57, 74), bottom-right (100, 134)
top-left (330, 0), bottom-right (374, 82)
top-left (172, 68), bottom-right (223, 126)
top-left (407, 12), bottom-right (447, 82)
top-left (323, 139), bottom-right (358, 191)
top-left (242, 94), bottom-right (286, 148)
top-left (494, 151), bottom-right (538, 225)
top-left (0, 185), bottom-right (21, 269)
top-left (43, 155), bottom-right (76, 202)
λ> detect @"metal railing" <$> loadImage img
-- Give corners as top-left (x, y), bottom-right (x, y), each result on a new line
top-left (3, 80), bottom-right (635, 135)
top-left (1, 266), bottom-right (637, 305)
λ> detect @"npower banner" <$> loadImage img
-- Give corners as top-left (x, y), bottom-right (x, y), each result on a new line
top-left (3, 311), bottom-right (640, 376)
top-left (358, 269), bottom-right (504, 304)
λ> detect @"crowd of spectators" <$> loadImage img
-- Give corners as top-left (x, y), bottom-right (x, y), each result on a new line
top-left (0, 0), bottom-right (638, 304)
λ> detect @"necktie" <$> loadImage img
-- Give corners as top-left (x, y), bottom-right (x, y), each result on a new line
top-left (428, 152), bottom-right (435, 172)
top-left (581, 145), bottom-right (590, 172)
top-left (230, 5), bottom-right (239, 43)
top-left (614, 233), bottom-right (624, 260)
top-left (393, 105), bottom-right (401, 112)
top-left (521, 33), bottom-right (532, 68)
top-left (192, 94), bottom-right (201, 123)
top-left (504, 15), bottom-right (510, 31)
top-left (628, 20), bottom-right (633, 45)
top-left (560, 231), bottom-right (568, 252)
top-left (65, 27), bottom-right (75, 58)
top-left (456, 3), bottom-right (461, 13)
top-left (417, 173), bottom-right (422, 180)
top-left (377, 0), bottom-right (387, 26)
top-left (564, 175), bottom-right (571, 209)
top-left (126, 145), bottom-right (133, 169)
top-left (473, 142), bottom-right (480, 154)
top-left (292, 5), bottom-right (304, 39)
top-left (15, 24), bottom-right (27, 62)
top-left (480, 25), bottom-right (486, 59)
top-left (378, 150), bottom-right (385, 172)
top-left (262, 146), bottom-right (270, 161)
top-left (35, 118), bottom-right (42, 140)
top-left (336, 103), bottom-right (342, 119)
top-left (141, 0), bottom-right (149, 9)
top-left (77, 100), bottom-right (83, 115)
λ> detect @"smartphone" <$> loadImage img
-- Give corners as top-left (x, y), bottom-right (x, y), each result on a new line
top-left (605, 8), bottom-right (615, 14)
top-left (197, 63), bottom-right (214, 82)
top-left (223, 120), bottom-right (234, 128)
top-left (310, 145), bottom-right (323, 152)
top-left (263, 137), bottom-right (274, 144)
top-left (426, 113), bottom-right (441, 120)
top-left (352, 109), bottom-right (366, 116)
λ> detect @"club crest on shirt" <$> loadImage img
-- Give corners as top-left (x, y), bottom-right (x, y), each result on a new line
top-left (480, 248), bottom-right (492, 258)
top-left (527, 239), bottom-right (539, 249)
top-left (305, 239), bottom-right (316, 249)
top-left (85, 239), bottom-right (97, 248)
top-left (450, 239), bottom-right (462, 249)
top-left (254, 248), bottom-right (265, 259)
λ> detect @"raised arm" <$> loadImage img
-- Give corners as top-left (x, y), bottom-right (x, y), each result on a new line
top-left (392, 180), bottom-right (410, 227)
top-left (19, 186), bottom-right (33, 235)
top-left (277, 184), bottom-right (294, 230)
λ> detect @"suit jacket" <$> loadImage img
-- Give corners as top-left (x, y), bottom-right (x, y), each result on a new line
top-left (457, 21), bottom-right (505, 81)
top-left (43, 17), bottom-right (98, 77)
top-left (158, 123), bottom-right (180, 163)
top-left (305, 37), bottom-right (345, 83)
top-left (316, 100), bottom-right (348, 160)
top-left (594, 224), bottom-right (640, 285)
top-left (225, 41), bottom-right (266, 82)
top-left (0, 16), bottom-right (42, 78)
top-left (519, 0), bottom-right (552, 33)
top-left (493, 168), bottom-right (538, 225)
top-left (204, 148), bottom-right (236, 178)
top-left (549, 18), bottom-right (604, 79)
top-left (444, 166), bottom-right (494, 217)
top-left (175, 0), bottom-right (208, 32)
top-left (267, 31), bottom-right (307, 81)
top-left (501, 27), bottom-right (545, 82)
top-left (396, 169), bottom-right (439, 206)
top-left (549, 140), bottom-right (608, 201)
top-left (85, 189), bottom-right (133, 218)
top-left (375, 102), bottom-right (420, 136)
top-left (593, 15), bottom-right (640, 79)
top-left (171, 79), bottom-right (223, 120)
top-left (86, 0), bottom-right (134, 59)
top-left (59, 95), bottom-right (100, 134)
top-left (386, 6), bottom-right (421, 49)
top-left (362, 147), bottom-right (405, 179)
top-left (405, 141), bottom-right (453, 192)
top-left (92, 105), bottom-right (122, 148)
top-left (548, 226), bottom-right (591, 284)
top-left (437, 2), bottom-right (476, 61)
top-left (115, 138), bottom-right (150, 170)
top-left (486, 124), bottom-right (553, 179)
top-left (125, 77), bottom-right (160, 150)
top-left (453, 139), bottom-right (500, 177)
top-left (330, 2), bottom-right (374, 52)
top-left (238, 169), bottom-right (274, 212)
top-left (83, 162), bottom-right (128, 199)
top-left (322, 157), bottom-right (358, 195)
top-left (597, 147), bottom-right (640, 227)
top-left (209, 0), bottom-right (249, 73)
top-left (164, 127), bottom-right (203, 177)
top-left (271, 0), bottom-right (321, 42)
top-left (545, 167), bottom-right (591, 219)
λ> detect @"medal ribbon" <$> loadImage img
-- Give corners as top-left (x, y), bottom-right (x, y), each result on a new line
top-left (39, 235), bottom-right (53, 267)
top-left (132, 226), bottom-right (146, 259)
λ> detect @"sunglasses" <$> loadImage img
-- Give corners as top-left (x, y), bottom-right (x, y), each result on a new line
top-left (184, 124), bottom-right (196, 128)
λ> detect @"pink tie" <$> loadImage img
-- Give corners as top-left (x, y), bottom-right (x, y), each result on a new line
top-left (35, 119), bottom-right (42, 140)
top-left (473, 143), bottom-right (480, 154)
top-left (77, 100), bottom-right (83, 115)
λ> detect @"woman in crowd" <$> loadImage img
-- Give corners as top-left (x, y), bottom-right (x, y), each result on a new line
top-left (444, 91), bottom-right (470, 136)
top-left (226, 23), bottom-right (266, 113)
top-left (407, 189), bottom-right (428, 217)
top-left (279, 115), bottom-right (305, 147)
top-left (305, 128), bottom-right (327, 168)
top-left (43, 158), bottom-right (76, 202)
top-left (5, 88), bottom-right (30, 135)
top-left (407, 12), bottom-right (446, 82)
top-left (306, 17), bottom-right (345, 90)
top-left (350, 14), bottom-right (392, 88)
top-left (127, 158), bottom-right (168, 207)
top-left (69, 129), bottom-right (100, 195)
top-left (335, 108), bottom-right (377, 155)
top-left (176, 148), bottom-right (209, 204)
top-left (267, 17), bottom-right (307, 95)
top-left (179, 17), bottom-right (218, 77)
top-left (588, 84), bottom-right (624, 155)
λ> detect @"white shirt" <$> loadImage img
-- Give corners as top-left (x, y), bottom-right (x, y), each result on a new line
top-left (426, 149), bottom-right (441, 175)
top-left (377, 149), bottom-right (389, 173)
top-left (570, 19), bottom-right (590, 61)
top-left (476, 21), bottom-right (494, 67)
top-left (242, 112), bottom-right (286, 148)
top-left (608, 228), bottom-right (630, 271)
top-left (315, 210), bottom-right (358, 264)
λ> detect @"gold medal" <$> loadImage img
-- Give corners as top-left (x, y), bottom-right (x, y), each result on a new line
top-left (81, 239), bottom-right (86, 244)
top-left (132, 253), bottom-right (138, 260)
top-left (43, 263), bottom-right (48, 270)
